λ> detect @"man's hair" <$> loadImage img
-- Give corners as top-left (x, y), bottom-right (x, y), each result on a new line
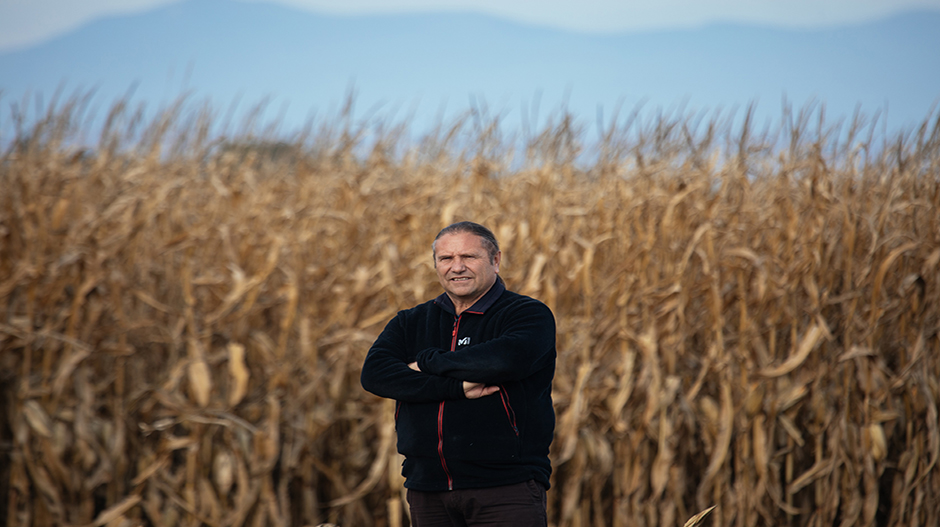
top-left (432, 221), bottom-right (500, 262)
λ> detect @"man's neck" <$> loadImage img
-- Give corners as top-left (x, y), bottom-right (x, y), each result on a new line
top-left (449, 281), bottom-right (496, 316)
top-left (451, 295), bottom-right (483, 316)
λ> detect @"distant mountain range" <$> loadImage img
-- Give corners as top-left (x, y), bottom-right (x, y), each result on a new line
top-left (2, 0), bottom-right (939, 139)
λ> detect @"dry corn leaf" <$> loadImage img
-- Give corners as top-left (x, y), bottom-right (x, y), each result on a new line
top-left (327, 409), bottom-right (396, 507)
top-left (789, 458), bottom-right (833, 494)
top-left (50, 197), bottom-right (70, 230)
top-left (700, 382), bottom-right (733, 488)
top-left (164, 435), bottom-right (196, 451)
top-left (51, 348), bottom-right (91, 398)
top-left (22, 399), bottom-right (53, 438)
top-left (79, 494), bottom-right (141, 527)
top-left (262, 394), bottom-right (281, 465)
top-left (866, 423), bottom-right (887, 462)
top-left (227, 342), bottom-right (249, 406)
top-left (651, 410), bottom-right (673, 497)
top-left (522, 253), bottom-right (549, 295)
top-left (554, 361), bottom-right (593, 464)
top-left (759, 324), bottom-right (823, 378)
top-left (683, 505), bottom-right (717, 527)
top-left (916, 372), bottom-right (939, 483)
top-left (213, 449), bottom-right (235, 498)
top-left (188, 358), bottom-right (213, 408)
top-left (753, 415), bottom-right (769, 481)
top-left (777, 382), bottom-right (809, 413)
top-left (607, 344), bottom-right (636, 433)
top-left (131, 455), bottom-right (167, 486)
top-left (358, 308), bottom-right (398, 330)
top-left (778, 413), bottom-right (805, 447)
top-left (869, 242), bottom-right (919, 326)
top-left (198, 477), bottom-right (223, 522)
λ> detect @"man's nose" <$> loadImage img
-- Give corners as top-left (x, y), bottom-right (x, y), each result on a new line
top-left (452, 257), bottom-right (467, 270)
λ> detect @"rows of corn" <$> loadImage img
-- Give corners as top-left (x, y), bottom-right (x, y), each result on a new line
top-left (1, 97), bottom-right (939, 526)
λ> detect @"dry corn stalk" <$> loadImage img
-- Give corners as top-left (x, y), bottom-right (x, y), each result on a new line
top-left (1, 94), bottom-right (939, 527)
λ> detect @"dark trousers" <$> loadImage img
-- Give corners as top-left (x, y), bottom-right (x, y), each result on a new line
top-left (407, 480), bottom-right (547, 527)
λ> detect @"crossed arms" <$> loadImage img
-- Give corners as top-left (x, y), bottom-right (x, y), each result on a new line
top-left (360, 302), bottom-right (555, 403)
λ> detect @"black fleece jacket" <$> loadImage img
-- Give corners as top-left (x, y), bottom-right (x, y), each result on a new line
top-left (360, 278), bottom-right (556, 491)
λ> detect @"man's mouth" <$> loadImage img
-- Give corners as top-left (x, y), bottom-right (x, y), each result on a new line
top-left (451, 277), bottom-right (471, 282)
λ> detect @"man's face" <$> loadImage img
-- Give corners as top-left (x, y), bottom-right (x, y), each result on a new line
top-left (434, 231), bottom-right (501, 307)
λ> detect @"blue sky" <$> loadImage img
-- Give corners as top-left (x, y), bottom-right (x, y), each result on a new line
top-left (2, 0), bottom-right (938, 141)
top-left (3, 0), bottom-right (940, 52)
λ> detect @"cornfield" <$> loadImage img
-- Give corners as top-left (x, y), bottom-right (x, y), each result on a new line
top-left (1, 94), bottom-right (939, 527)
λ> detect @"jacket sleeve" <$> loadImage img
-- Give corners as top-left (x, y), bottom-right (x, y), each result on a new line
top-left (415, 299), bottom-right (556, 384)
top-left (360, 312), bottom-right (466, 403)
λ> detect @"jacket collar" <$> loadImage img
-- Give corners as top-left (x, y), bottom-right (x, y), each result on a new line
top-left (434, 276), bottom-right (506, 316)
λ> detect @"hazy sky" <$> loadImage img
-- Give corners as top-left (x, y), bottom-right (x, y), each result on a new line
top-left (2, 0), bottom-right (940, 51)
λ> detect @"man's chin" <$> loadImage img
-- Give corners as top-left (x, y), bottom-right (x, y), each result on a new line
top-left (446, 283), bottom-right (477, 295)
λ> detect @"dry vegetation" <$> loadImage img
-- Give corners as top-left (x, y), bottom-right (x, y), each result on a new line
top-left (1, 94), bottom-right (939, 527)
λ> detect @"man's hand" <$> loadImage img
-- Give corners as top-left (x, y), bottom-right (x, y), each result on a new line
top-left (463, 381), bottom-right (499, 399)
top-left (410, 361), bottom-right (497, 399)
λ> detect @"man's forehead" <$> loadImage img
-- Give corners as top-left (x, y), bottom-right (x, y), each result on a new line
top-left (435, 232), bottom-right (486, 253)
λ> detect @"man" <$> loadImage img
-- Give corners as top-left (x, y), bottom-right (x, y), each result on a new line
top-left (361, 221), bottom-right (556, 526)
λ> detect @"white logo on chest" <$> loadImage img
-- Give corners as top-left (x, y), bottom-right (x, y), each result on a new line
top-left (458, 337), bottom-right (471, 346)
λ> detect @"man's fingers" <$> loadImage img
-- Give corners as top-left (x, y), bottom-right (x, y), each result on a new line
top-left (462, 381), bottom-right (500, 399)
top-left (407, 361), bottom-right (421, 372)
top-left (462, 381), bottom-right (475, 397)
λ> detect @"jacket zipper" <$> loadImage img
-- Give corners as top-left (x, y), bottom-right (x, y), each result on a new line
top-left (449, 314), bottom-right (460, 350)
top-left (437, 314), bottom-right (461, 490)
top-left (498, 385), bottom-right (519, 436)
top-left (437, 401), bottom-right (452, 490)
